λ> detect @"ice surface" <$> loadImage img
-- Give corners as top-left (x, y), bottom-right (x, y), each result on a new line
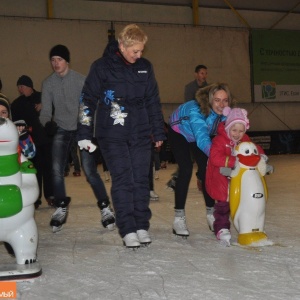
top-left (0, 155), bottom-right (300, 299)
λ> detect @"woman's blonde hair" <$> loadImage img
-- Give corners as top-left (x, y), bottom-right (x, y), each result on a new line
top-left (196, 82), bottom-right (236, 116)
top-left (118, 24), bottom-right (148, 48)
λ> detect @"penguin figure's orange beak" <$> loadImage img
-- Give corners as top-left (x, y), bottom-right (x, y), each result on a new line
top-left (237, 154), bottom-right (261, 167)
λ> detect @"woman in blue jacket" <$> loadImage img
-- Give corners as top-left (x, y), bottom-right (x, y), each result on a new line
top-left (77, 24), bottom-right (166, 248)
top-left (168, 83), bottom-right (236, 237)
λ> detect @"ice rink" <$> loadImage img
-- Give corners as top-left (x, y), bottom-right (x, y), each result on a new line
top-left (1, 154), bottom-right (300, 300)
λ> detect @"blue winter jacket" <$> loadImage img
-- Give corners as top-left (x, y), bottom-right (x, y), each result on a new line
top-left (169, 100), bottom-right (226, 156)
top-left (77, 40), bottom-right (165, 143)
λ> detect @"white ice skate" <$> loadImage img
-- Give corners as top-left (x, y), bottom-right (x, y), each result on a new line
top-left (217, 229), bottom-right (231, 247)
top-left (173, 216), bottom-right (189, 238)
top-left (123, 233), bottom-right (140, 249)
top-left (137, 230), bottom-right (152, 246)
top-left (206, 214), bottom-right (215, 232)
top-left (150, 190), bottom-right (159, 201)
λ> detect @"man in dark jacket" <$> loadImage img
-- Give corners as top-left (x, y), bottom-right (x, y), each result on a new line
top-left (11, 75), bottom-right (54, 209)
top-left (184, 64), bottom-right (208, 102)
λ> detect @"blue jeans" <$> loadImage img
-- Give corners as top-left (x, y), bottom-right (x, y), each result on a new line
top-left (52, 128), bottom-right (77, 200)
top-left (80, 149), bottom-right (109, 203)
top-left (65, 137), bottom-right (81, 173)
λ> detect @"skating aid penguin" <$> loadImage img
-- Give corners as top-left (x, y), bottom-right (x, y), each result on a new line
top-left (0, 118), bottom-right (41, 280)
top-left (229, 141), bottom-right (271, 246)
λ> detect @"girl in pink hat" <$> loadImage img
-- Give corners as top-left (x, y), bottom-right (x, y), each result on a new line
top-left (205, 107), bottom-right (266, 246)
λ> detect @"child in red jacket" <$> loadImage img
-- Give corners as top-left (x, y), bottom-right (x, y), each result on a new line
top-left (206, 107), bottom-right (266, 246)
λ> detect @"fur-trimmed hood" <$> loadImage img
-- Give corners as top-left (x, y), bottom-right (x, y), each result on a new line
top-left (195, 83), bottom-right (237, 117)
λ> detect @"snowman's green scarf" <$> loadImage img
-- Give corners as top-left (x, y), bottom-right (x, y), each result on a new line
top-left (0, 153), bottom-right (20, 176)
top-left (0, 153), bottom-right (37, 176)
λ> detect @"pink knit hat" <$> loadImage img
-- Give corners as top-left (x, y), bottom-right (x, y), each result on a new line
top-left (223, 107), bottom-right (250, 133)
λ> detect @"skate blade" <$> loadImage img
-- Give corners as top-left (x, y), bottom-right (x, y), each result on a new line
top-left (165, 186), bottom-right (175, 192)
top-left (52, 225), bottom-right (63, 233)
top-left (123, 244), bottom-right (140, 250)
top-left (172, 229), bottom-right (189, 239)
top-left (219, 239), bottom-right (231, 247)
top-left (128, 247), bottom-right (140, 251)
top-left (106, 223), bottom-right (116, 231)
top-left (0, 262), bottom-right (42, 281)
top-left (150, 197), bottom-right (159, 201)
top-left (140, 241), bottom-right (152, 247)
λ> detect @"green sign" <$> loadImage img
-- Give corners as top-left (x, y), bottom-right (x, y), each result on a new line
top-left (252, 30), bottom-right (300, 102)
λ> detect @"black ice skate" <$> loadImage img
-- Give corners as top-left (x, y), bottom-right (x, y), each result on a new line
top-left (97, 200), bottom-right (116, 231)
top-left (50, 197), bottom-right (71, 233)
top-left (166, 172), bottom-right (178, 191)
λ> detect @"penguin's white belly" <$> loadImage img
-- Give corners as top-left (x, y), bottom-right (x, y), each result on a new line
top-left (234, 169), bottom-right (266, 234)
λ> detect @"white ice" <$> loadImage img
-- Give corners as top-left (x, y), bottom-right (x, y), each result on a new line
top-left (1, 155), bottom-right (300, 300)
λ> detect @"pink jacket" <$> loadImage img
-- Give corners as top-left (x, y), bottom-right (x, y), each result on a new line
top-left (205, 122), bottom-right (258, 202)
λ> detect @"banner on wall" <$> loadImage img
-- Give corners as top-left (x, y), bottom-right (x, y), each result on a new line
top-left (252, 30), bottom-right (300, 102)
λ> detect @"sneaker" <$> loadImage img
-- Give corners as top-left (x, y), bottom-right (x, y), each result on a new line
top-left (217, 229), bottom-right (231, 247)
top-left (173, 216), bottom-right (189, 237)
top-left (123, 233), bottom-right (140, 248)
top-left (150, 190), bottom-right (159, 201)
top-left (206, 214), bottom-right (215, 232)
top-left (50, 206), bottom-right (68, 233)
top-left (137, 230), bottom-right (152, 245)
top-left (101, 206), bottom-right (116, 230)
